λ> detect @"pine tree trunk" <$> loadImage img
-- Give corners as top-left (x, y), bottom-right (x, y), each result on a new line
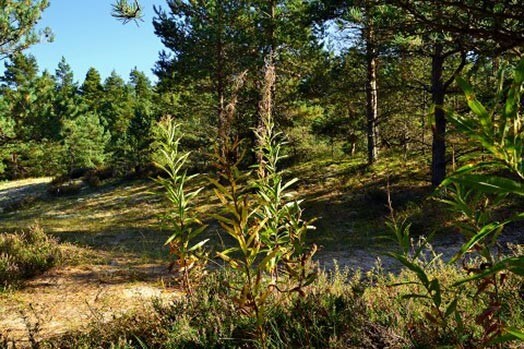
top-left (431, 44), bottom-right (446, 187)
top-left (365, 25), bottom-right (379, 164)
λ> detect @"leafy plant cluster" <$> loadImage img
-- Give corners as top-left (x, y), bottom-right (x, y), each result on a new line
top-left (148, 59), bottom-right (524, 348)
top-left (153, 115), bottom-right (208, 295)
top-left (387, 59), bottom-right (524, 346)
top-left (152, 64), bottom-right (318, 346)
top-left (19, 256), bottom-right (520, 348)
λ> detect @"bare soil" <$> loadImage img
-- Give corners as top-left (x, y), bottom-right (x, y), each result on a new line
top-left (0, 259), bottom-right (178, 347)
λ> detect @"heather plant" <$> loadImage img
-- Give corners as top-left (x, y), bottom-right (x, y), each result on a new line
top-left (153, 116), bottom-right (207, 295)
top-left (0, 225), bottom-right (61, 289)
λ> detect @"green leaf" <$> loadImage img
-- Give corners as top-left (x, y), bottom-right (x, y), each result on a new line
top-left (449, 174), bottom-right (524, 196)
top-left (450, 221), bottom-right (508, 263)
top-left (445, 299), bottom-right (458, 318)
top-left (188, 239), bottom-right (209, 252)
top-left (456, 77), bottom-right (491, 130)
top-left (513, 58), bottom-right (524, 85)
top-left (454, 256), bottom-right (524, 285)
top-left (488, 327), bottom-right (524, 345)
top-left (259, 248), bottom-right (282, 271)
top-left (389, 253), bottom-right (429, 286)
top-left (506, 327), bottom-right (524, 340)
top-left (188, 225), bottom-right (207, 240)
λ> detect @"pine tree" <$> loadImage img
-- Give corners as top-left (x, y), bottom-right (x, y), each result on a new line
top-left (53, 57), bottom-right (82, 126)
top-left (0, 0), bottom-right (51, 59)
top-left (62, 113), bottom-right (110, 172)
top-left (388, 0), bottom-right (524, 186)
top-left (0, 53), bottom-right (40, 140)
top-left (129, 68), bottom-right (155, 170)
top-left (80, 67), bottom-right (104, 112)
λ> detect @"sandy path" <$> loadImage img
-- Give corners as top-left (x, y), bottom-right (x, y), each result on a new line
top-left (0, 261), bottom-right (178, 347)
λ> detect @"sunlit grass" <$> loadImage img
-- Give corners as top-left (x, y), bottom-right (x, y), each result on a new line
top-left (0, 153), bottom-right (442, 265)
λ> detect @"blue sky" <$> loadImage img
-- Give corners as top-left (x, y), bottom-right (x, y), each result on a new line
top-left (25, 0), bottom-right (167, 83)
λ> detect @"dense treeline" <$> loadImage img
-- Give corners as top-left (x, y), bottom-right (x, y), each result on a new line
top-left (0, 56), bottom-right (156, 179)
top-left (1, 0), bottom-right (523, 185)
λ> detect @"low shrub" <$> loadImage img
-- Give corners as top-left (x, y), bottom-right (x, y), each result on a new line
top-left (0, 226), bottom-right (61, 289)
top-left (37, 249), bottom-right (524, 348)
top-left (42, 269), bottom-right (367, 349)
top-left (47, 179), bottom-right (84, 196)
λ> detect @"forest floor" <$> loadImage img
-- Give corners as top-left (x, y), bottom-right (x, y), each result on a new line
top-left (1, 155), bottom-right (522, 346)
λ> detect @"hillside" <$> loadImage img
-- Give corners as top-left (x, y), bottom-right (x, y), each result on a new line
top-left (1, 155), bottom-right (523, 346)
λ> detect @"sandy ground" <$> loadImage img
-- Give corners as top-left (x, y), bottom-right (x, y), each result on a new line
top-left (0, 179), bottom-right (179, 346)
top-left (0, 261), bottom-right (178, 347)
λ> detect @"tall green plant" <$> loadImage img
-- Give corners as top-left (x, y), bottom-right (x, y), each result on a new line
top-left (441, 58), bottom-right (524, 344)
top-left (254, 65), bottom-right (317, 286)
top-left (213, 65), bottom-right (316, 347)
top-left (388, 59), bottom-right (524, 346)
top-left (153, 116), bottom-right (207, 295)
top-left (386, 187), bottom-right (464, 343)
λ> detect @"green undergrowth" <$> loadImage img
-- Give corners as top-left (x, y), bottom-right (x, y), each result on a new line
top-left (292, 154), bottom-right (448, 251)
top-left (32, 249), bottom-right (523, 348)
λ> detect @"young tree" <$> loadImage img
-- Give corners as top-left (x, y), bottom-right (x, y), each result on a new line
top-left (101, 71), bottom-right (133, 137)
top-left (53, 57), bottom-right (82, 126)
top-left (0, 53), bottom-right (41, 140)
top-left (62, 113), bottom-right (110, 172)
top-left (80, 67), bottom-right (104, 113)
top-left (127, 68), bottom-right (155, 173)
top-left (129, 67), bottom-right (153, 101)
top-left (153, 0), bottom-right (256, 150)
top-left (99, 71), bottom-right (134, 170)
top-left (0, 55), bottom-right (62, 176)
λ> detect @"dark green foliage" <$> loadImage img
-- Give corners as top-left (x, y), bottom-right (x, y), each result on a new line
top-left (62, 112), bottom-right (109, 172)
top-left (387, 59), bottom-right (524, 347)
top-left (126, 69), bottom-right (155, 174)
top-left (80, 67), bottom-right (104, 113)
top-left (0, 226), bottom-right (61, 289)
top-left (53, 57), bottom-right (82, 125)
top-left (0, 57), bottom-right (157, 179)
